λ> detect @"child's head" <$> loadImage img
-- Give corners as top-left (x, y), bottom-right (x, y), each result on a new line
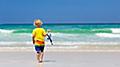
top-left (34, 19), bottom-right (43, 27)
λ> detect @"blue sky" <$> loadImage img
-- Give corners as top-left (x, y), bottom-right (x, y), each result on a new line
top-left (0, 0), bottom-right (120, 24)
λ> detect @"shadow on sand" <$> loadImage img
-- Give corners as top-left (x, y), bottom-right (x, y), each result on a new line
top-left (43, 60), bottom-right (56, 63)
top-left (36, 60), bottom-right (56, 67)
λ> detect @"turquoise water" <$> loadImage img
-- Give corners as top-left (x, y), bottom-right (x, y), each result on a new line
top-left (1, 24), bottom-right (120, 34)
top-left (0, 24), bottom-right (120, 46)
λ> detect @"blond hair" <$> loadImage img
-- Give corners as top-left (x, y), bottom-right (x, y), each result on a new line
top-left (34, 19), bottom-right (43, 26)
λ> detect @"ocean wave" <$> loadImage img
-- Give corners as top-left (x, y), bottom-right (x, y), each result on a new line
top-left (0, 29), bottom-right (32, 34)
top-left (1, 28), bottom-right (120, 34)
top-left (13, 29), bottom-right (32, 33)
top-left (52, 29), bottom-right (112, 33)
top-left (96, 33), bottom-right (120, 38)
top-left (51, 33), bottom-right (80, 37)
top-left (111, 28), bottom-right (120, 33)
top-left (12, 28), bottom-right (120, 34)
top-left (0, 29), bottom-right (14, 33)
top-left (12, 29), bottom-right (112, 34)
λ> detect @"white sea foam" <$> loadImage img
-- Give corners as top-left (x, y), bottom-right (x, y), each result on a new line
top-left (52, 33), bottom-right (69, 36)
top-left (53, 42), bottom-right (120, 45)
top-left (96, 33), bottom-right (120, 38)
top-left (52, 33), bottom-right (80, 37)
top-left (111, 28), bottom-right (120, 33)
top-left (0, 29), bottom-right (14, 33)
top-left (0, 41), bottom-right (32, 45)
top-left (0, 41), bottom-right (119, 46)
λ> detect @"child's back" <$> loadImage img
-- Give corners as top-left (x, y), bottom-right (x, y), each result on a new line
top-left (32, 28), bottom-right (46, 42)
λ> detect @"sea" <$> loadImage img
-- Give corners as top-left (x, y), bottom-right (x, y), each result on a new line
top-left (0, 23), bottom-right (120, 47)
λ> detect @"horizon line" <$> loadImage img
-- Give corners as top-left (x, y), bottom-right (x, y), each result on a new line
top-left (1, 23), bottom-right (120, 25)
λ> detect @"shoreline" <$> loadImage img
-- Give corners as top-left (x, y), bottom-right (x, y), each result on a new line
top-left (1, 45), bottom-right (120, 52)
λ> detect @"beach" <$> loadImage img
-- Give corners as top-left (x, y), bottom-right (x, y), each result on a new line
top-left (0, 45), bottom-right (120, 67)
top-left (1, 24), bottom-right (120, 67)
top-left (1, 0), bottom-right (120, 66)
top-left (1, 50), bottom-right (120, 67)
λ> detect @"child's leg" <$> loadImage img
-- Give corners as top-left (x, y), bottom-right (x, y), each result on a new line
top-left (35, 45), bottom-right (45, 63)
top-left (40, 52), bottom-right (44, 61)
top-left (39, 46), bottom-right (45, 62)
top-left (36, 52), bottom-right (41, 62)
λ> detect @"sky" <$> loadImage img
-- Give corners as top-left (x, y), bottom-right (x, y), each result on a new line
top-left (0, 0), bottom-right (120, 24)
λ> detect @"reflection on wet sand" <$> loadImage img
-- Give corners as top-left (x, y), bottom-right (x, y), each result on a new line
top-left (36, 60), bottom-right (56, 67)
top-left (36, 62), bottom-right (44, 67)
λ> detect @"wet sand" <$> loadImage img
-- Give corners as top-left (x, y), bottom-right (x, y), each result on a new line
top-left (0, 52), bottom-right (120, 67)
top-left (1, 45), bottom-right (120, 52)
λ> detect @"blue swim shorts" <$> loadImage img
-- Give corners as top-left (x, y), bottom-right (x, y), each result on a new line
top-left (35, 45), bottom-right (45, 53)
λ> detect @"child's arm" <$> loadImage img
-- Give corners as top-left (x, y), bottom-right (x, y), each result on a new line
top-left (32, 35), bottom-right (35, 44)
top-left (42, 28), bottom-right (47, 37)
top-left (32, 29), bottom-right (36, 44)
top-left (43, 34), bottom-right (47, 37)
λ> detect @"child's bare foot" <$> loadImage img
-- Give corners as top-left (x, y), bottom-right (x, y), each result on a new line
top-left (39, 59), bottom-right (43, 62)
top-left (38, 60), bottom-right (43, 63)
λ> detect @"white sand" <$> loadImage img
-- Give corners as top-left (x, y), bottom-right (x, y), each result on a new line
top-left (1, 45), bottom-right (120, 67)
top-left (0, 52), bottom-right (120, 67)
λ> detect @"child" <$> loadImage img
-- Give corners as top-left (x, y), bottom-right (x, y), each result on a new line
top-left (47, 29), bottom-right (53, 45)
top-left (32, 19), bottom-right (47, 63)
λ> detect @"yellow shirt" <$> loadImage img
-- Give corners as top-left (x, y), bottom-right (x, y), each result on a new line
top-left (32, 28), bottom-right (46, 45)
